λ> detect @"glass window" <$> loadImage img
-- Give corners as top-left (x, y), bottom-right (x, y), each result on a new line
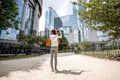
top-left (0, 0), bottom-right (24, 40)
top-left (16, 0), bottom-right (24, 28)
top-left (24, 5), bottom-right (34, 35)
top-left (30, 0), bottom-right (34, 3)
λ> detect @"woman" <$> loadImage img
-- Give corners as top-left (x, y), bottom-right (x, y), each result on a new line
top-left (50, 29), bottom-right (62, 72)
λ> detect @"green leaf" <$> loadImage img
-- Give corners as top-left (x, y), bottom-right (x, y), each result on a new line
top-left (76, 0), bottom-right (120, 39)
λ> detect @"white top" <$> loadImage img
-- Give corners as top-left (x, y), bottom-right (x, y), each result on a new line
top-left (50, 34), bottom-right (62, 47)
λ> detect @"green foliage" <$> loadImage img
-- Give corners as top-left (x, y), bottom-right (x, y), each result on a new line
top-left (78, 41), bottom-right (93, 51)
top-left (81, 50), bottom-right (120, 61)
top-left (75, 0), bottom-right (120, 39)
top-left (19, 34), bottom-right (70, 50)
top-left (39, 36), bottom-right (47, 47)
top-left (59, 36), bottom-right (70, 50)
top-left (110, 44), bottom-right (118, 50)
top-left (0, 0), bottom-right (20, 30)
top-left (19, 35), bottom-right (43, 47)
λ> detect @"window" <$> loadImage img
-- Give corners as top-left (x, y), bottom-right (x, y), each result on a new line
top-left (24, 4), bottom-right (34, 35)
top-left (0, 0), bottom-right (24, 40)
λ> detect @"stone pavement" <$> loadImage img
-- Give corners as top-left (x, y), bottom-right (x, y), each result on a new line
top-left (0, 53), bottom-right (120, 80)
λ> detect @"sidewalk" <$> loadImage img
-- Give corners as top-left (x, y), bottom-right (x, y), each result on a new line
top-left (0, 53), bottom-right (120, 80)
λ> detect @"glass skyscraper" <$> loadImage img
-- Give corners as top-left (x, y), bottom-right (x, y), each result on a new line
top-left (0, 0), bottom-right (43, 41)
top-left (54, 6), bottom-right (80, 43)
top-left (45, 7), bottom-right (58, 30)
top-left (45, 7), bottom-right (59, 36)
top-left (45, 3), bottom-right (104, 43)
top-left (45, 6), bottom-right (81, 43)
top-left (57, 15), bottom-right (79, 42)
top-left (74, 0), bottom-right (89, 41)
top-left (0, 0), bottom-right (24, 40)
top-left (76, 0), bottom-right (108, 41)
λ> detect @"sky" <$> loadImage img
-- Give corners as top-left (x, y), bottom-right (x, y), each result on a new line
top-left (39, 0), bottom-right (75, 31)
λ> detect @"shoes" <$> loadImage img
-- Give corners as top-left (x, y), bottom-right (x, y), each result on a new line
top-left (51, 69), bottom-right (54, 72)
top-left (54, 69), bottom-right (58, 73)
top-left (51, 69), bottom-right (58, 73)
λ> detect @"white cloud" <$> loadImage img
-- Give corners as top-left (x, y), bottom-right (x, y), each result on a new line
top-left (57, 0), bottom-right (73, 16)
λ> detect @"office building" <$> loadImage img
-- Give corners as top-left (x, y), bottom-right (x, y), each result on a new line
top-left (59, 26), bottom-right (74, 44)
top-left (0, 0), bottom-right (43, 41)
top-left (45, 7), bottom-right (58, 30)
top-left (54, 6), bottom-right (80, 43)
top-left (45, 7), bottom-right (59, 36)
top-left (76, 0), bottom-right (108, 42)
top-left (45, 6), bottom-right (80, 43)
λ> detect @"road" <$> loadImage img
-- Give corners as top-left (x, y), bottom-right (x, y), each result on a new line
top-left (0, 53), bottom-right (120, 80)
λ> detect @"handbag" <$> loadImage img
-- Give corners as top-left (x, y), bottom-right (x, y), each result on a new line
top-left (46, 38), bottom-right (51, 46)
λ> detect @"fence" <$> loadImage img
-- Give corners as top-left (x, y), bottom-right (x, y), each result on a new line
top-left (76, 50), bottom-right (120, 60)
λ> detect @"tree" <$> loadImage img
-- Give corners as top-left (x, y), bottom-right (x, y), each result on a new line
top-left (0, 0), bottom-right (19, 32)
top-left (74, 0), bottom-right (120, 39)
top-left (59, 36), bottom-right (70, 50)
top-left (78, 41), bottom-right (93, 51)
top-left (39, 36), bottom-right (47, 47)
top-left (19, 34), bottom-right (46, 48)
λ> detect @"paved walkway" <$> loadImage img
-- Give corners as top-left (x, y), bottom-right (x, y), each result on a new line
top-left (0, 53), bottom-right (120, 80)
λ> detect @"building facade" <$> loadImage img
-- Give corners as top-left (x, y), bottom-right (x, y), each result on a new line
top-left (60, 26), bottom-right (74, 44)
top-left (76, 0), bottom-right (108, 42)
top-left (45, 3), bottom-right (106, 44)
top-left (45, 7), bottom-right (58, 30)
top-left (45, 6), bottom-right (80, 43)
top-left (54, 6), bottom-right (80, 43)
top-left (45, 7), bottom-right (58, 36)
top-left (0, 0), bottom-right (43, 41)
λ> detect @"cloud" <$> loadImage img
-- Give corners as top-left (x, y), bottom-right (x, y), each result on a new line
top-left (57, 0), bottom-right (73, 16)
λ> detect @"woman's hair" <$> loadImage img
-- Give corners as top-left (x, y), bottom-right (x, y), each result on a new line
top-left (51, 29), bottom-right (57, 35)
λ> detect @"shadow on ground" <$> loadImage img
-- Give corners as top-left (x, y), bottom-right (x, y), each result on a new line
top-left (0, 56), bottom-right (47, 77)
top-left (56, 69), bottom-right (86, 75)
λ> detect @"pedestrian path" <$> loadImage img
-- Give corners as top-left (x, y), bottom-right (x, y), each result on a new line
top-left (0, 53), bottom-right (120, 80)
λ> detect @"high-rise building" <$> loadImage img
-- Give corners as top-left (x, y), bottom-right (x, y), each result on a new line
top-left (21, 0), bottom-right (43, 35)
top-left (54, 17), bottom-right (62, 29)
top-left (45, 6), bottom-right (80, 43)
top-left (76, 0), bottom-right (108, 42)
top-left (45, 4), bottom-right (106, 43)
top-left (59, 26), bottom-right (74, 44)
top-left (45, 7), bottom-right (58, 30)
top-left (45, 7), bottom-right (59, 36)
top-left (54, 6), bottom-right (80, 43)
top-left (74, 0), bottom-right (89, 41)
top-left (0, 0), bottom-right (43, 41)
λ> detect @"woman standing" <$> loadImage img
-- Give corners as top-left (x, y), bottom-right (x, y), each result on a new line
top-left (50, 29), bottom-right (62, 72)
